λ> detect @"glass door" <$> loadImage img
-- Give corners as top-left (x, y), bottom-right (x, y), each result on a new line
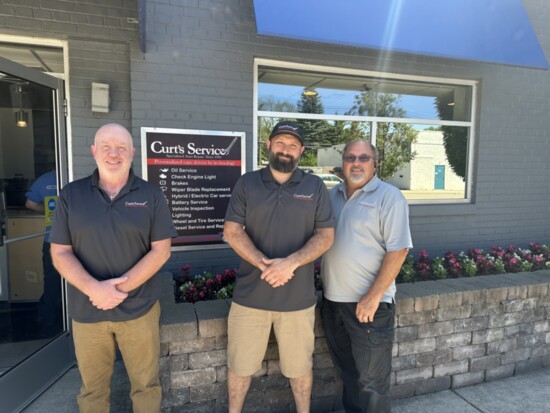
top-left (0, 55), bottom-right (73, 412)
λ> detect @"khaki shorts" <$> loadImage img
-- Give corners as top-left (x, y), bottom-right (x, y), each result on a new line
top-left (227, 302), bottom-right (316, 378)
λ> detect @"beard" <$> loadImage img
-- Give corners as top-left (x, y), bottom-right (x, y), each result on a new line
top-left (269, 150), bottom-right (300, 173)
top-left (346, 167), bottom-right (374, 185)
top-left (348, 172), bottom-right (367, 184)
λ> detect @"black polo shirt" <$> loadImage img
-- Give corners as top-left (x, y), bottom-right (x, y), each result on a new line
top-left (225, 167), bottom-right (334, 311)
top-left (51, 169), bottom-right (177, 323)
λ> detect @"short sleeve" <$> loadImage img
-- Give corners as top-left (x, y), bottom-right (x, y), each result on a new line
top-left (224, 176), bottom-right (246, 225)
top-left (314, 180), bottom-right (335, 229)
top-left (151, 189), bottom-right (178, 242)
top-left (25, 174), bottom-right (48, 204)
top-left (49, 188), bottom-right (73, 245)
top-left (380, 195), bottom-right (413, 252)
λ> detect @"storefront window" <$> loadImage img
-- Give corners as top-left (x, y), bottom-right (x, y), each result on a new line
top-left (256, 61), bottom-right (475, 203)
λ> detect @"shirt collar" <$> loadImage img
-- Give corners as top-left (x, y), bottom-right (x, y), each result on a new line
top-left (360, 175), bottom-right (381, 193)
top-left (338, 175), bottom-right (381, 198)
top-left (91, 169), bottom-right (139, 192)
top-left (260, 167), bottom-right (304, 183)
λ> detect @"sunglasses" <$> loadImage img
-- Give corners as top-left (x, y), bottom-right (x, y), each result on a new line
top-left (343, 154), bottom-right (374, 163)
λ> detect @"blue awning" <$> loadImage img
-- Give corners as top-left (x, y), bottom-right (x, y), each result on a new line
top-left (253, 0), bottom-right (548, 70)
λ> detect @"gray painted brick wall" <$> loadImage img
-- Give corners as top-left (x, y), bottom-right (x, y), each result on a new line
top-left (0, 0), bottom-right (139, 179)
top-left (2, 0), bottom-right (550, 263)
top-left (129, 0), bottom-right (550, 262)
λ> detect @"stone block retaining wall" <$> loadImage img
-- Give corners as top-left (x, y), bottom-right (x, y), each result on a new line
top-left (158, 271), bottom-right (550, 412)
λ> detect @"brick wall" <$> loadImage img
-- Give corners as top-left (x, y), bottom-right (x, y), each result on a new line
top-left (0, 0), bottom-right (139, 179)
top-left (129, 0), bottom-right (550, 257)
top-left (3, 0), bottom-right (550, 260)
top-left (158, 271), bottom-right (550, 412)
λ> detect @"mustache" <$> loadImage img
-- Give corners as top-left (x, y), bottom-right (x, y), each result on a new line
top-left (274, 152), bottom-right (294, 161)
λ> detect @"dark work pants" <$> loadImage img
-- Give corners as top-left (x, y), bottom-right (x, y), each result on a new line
top-left (38, 242), bottom-right (63, 334)
top-left (322, 298), bottom-right (395, 413)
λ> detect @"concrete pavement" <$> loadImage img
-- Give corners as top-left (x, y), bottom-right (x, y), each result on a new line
top-left (22, 363), bottom-right (550, 412)
top-left (392, 367), bottom-right (550, 413)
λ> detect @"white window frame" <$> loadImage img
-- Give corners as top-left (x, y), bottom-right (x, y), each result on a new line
top-left (253, 58), bottom-right (478, 204)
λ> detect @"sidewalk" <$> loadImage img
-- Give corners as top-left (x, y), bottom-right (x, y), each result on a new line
top-left (23, 364), bottom-right (550, 412)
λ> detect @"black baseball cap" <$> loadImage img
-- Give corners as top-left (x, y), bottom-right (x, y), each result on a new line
top-left (269, 121), bottom-right (304, 145)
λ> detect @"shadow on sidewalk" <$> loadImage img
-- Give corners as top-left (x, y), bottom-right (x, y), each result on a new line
top-left (23, 361), bottom-right (131, 413)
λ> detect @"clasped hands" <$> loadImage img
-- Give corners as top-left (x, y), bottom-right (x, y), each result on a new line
top-left (88, 276), bottom-right (128, 310)
top-left (259, 257), bottom-right (296, 288)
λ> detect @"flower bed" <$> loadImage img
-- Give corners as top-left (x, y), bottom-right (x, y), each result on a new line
top-left (175, 265), bottom-right (237, 303)
top-left (174, 242), bottom-right (550, 303)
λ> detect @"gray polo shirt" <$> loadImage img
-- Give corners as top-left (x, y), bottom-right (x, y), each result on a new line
top-left (50, 169), bottom-right (177, 323)
top-left (321, 176), bottom-right (413, 303)
top-left (225, 167), bottom-right (334, 311)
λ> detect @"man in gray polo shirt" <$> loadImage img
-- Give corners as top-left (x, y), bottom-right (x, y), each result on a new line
top-left (50, 123), bottom-right (176, 413)
top-left (321, 140), bottom-right (412, 412)
top-left (224, 121), bottom-right (334, 413)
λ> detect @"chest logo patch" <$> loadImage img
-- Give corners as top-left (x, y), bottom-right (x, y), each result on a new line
top-left (293, 193), bottom-right (314, 201)
top-left (125, 201), bottom-right (148, 208)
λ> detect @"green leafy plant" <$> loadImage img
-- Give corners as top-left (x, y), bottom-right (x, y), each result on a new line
top-left (400, 255), bottom-right (416, 283)
top-left (174, 242), bottom-right (550, 303)
top-left (396, 242), bottom-right (550, 283)
top-left (432, 257), bottom-right (448, 279)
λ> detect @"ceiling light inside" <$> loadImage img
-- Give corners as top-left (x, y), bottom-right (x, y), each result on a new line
top-left (15, 85), bottom-right (29, 127)
top-left (302, 87), bottom-right (318, 96)
top-left (15, 109), bottom-right (29, 128)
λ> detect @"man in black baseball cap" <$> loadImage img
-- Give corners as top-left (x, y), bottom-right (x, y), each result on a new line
top-left (223, 118), bottom-right (334, 412)
top-left (269, 121), bottom-right (304, 145)
top-left (263, 121), bottom-right (305, 174)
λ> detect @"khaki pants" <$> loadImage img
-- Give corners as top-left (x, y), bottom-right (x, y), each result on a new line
top-left (72, 301), bottom-right (161, 413)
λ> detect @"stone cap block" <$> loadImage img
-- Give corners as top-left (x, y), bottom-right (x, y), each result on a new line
top-left (195, 299), bottom-right (230, 337)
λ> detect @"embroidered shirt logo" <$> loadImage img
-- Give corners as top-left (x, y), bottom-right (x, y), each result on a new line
top-left (125, 201), bottom-right (148, 208)
top-left (293, 193), bottom-right (314, 201)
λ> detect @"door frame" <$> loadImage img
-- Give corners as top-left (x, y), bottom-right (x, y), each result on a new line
top-left (0, 55), bottom-right (74, 413)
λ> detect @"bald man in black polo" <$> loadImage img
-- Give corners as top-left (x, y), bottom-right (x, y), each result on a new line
top-left (51, 123), bottom-right (176, 413)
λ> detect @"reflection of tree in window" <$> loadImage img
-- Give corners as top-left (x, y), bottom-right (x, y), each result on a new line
top-left (348, 91), bottom-right (417, 181)
top-left (436, 96), bottom-right (467, 181)
top-left (295, 91), bottom-right (372, 166)
top-left (295, 91), bottom-right (336, 166)
top-left (332, 121), bottom-right (369, 147)
top-left (258, 97), bottom-right (296, 164)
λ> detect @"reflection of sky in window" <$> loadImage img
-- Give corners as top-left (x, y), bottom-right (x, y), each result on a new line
top-left (259, 83), bottom-right (438, 119)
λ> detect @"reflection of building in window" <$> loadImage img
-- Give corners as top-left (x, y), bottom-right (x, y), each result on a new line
top-left (318, 131), bottom-right (466, 199)
top-left (257, 62), bottom-right (475, 202)
top-left (385, 130), bottom-right (464, 192)
top-left (318, 144), bottom-right (345, 168)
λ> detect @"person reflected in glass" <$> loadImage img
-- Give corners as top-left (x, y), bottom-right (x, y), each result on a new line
top-left (25, 168), bottom-right (62, 337)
